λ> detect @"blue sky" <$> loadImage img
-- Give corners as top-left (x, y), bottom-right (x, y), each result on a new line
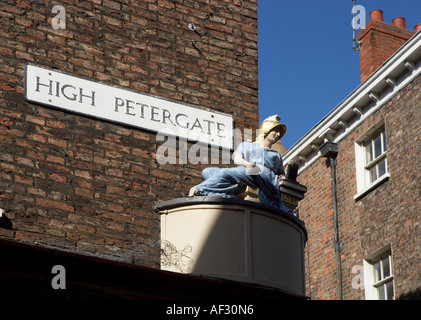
top-left (258, 0), bottom-right (421, 149)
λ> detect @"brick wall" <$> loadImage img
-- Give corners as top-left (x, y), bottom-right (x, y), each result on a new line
top-left (0, 0), bottom-right (258, 267)
top-left (297, 74), bottom-right (421, 299)
top-left (355, 75), bottom-right (421, 299)
top-left (297, 158), bottom-right (339, 299)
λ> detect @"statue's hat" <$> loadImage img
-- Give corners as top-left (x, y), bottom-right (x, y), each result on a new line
top-left (259, 115), bottom-right (286, 139)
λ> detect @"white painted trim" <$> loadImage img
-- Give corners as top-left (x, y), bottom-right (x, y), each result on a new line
top-left (363, 245), bottom-right (393, 300)
top-left (283, 31), bottom-right (421, 173)
top-left (363, 259), bottom-right (375, 300)
top-left (353, 173), bottom-right (390, 201)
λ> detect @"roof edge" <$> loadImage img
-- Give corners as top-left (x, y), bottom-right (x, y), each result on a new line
top-left (283, 30), bottom-right (421, 173)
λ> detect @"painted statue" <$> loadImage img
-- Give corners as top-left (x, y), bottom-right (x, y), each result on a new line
top-left (189, 115), bottom-right (292, 214)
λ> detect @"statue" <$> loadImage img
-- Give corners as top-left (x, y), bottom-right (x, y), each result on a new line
top-left (189, 115), bottom-right (293, 214)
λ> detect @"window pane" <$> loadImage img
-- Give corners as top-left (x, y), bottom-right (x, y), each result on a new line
top-left (382, 256), bottom-right (390, 278)
top-left (378, 160), bottom-right (386, 178)
top-left (378, 285), bottom-right (385, 300)
top-left (382, 131), bottom-right (386, 151)
top-left (370, 166), bottom-right (378, 183)
top-left (366, 142), bottom-right (373, 163)
top-left (374, 134), bottom-right (382, 158)
top-left (386, 281), bottom-right (394, 300)
top-left (374, 262), bottom-right (381, 282)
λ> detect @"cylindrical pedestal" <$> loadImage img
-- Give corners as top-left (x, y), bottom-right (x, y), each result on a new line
top-left (157, 197), bottom-right (307, 296)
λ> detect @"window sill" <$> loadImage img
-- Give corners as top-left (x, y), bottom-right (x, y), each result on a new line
top-left (354, 173), bottom-right (390, 201)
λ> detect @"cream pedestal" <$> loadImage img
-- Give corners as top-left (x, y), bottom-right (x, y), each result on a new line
top-left (157, 197), bottom-right (307, 296)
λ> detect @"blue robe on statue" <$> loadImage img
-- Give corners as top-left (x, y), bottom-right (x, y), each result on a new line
top-left (194, 141), bottom-right (292, 213)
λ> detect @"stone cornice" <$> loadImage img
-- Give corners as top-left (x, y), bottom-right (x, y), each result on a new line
top-left (283, 31), bottom-right (421, 173)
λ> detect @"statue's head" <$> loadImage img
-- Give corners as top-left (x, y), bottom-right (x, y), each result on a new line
top-left (257, 115), bottom-right (286, 140)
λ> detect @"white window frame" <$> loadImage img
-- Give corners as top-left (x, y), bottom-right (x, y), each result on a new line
top-left (363, 246), bottom-right (395, 300)
top-left (354, 121), bottom-right (390, 200)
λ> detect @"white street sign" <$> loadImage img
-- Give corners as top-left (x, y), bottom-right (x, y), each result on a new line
top-left (25, 63), bottom-right (234, 149)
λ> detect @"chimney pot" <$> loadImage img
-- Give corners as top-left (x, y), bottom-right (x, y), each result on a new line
top-left (392, 17), bottom-right (406, 29)
top-left (370, 9), bottom-right (384, 22)
top-left (415, 23), bottom-right (421, 32)
top-left (358, 9), bottom-right (415, 83)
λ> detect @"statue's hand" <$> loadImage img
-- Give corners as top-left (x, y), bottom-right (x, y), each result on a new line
top-left (278, 174), bottom-right (286, 182)
top-left (245, 162), bottom-right (256, 169)
top-left (245, 162), bottom-right (263, 175)
top-left (245, 162), bottom-right (256, 173)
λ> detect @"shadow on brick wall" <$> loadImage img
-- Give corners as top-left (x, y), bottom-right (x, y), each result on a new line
top-left (396, 288), bottom-right (421, 300)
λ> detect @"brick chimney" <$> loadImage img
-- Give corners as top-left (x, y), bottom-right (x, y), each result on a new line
top-left (358, 9), bottom-right (415, 82)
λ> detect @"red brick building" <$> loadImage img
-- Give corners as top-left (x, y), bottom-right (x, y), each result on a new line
top-left (3, 1), bottom-right (419, 302)
top-left (283, 10), bottom-right (421, 300)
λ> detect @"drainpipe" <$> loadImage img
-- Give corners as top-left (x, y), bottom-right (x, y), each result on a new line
top-left (319, 142), bottom-right (343, 300)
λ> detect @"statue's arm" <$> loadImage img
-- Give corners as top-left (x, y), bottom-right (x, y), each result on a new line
top-left (277, 156), bottom-right (286, 181)
top-left (233, 152), bottom-right (256, 171)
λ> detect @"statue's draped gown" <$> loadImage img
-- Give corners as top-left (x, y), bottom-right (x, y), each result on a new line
top-left (194, 141), bottom-right (291, 213)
